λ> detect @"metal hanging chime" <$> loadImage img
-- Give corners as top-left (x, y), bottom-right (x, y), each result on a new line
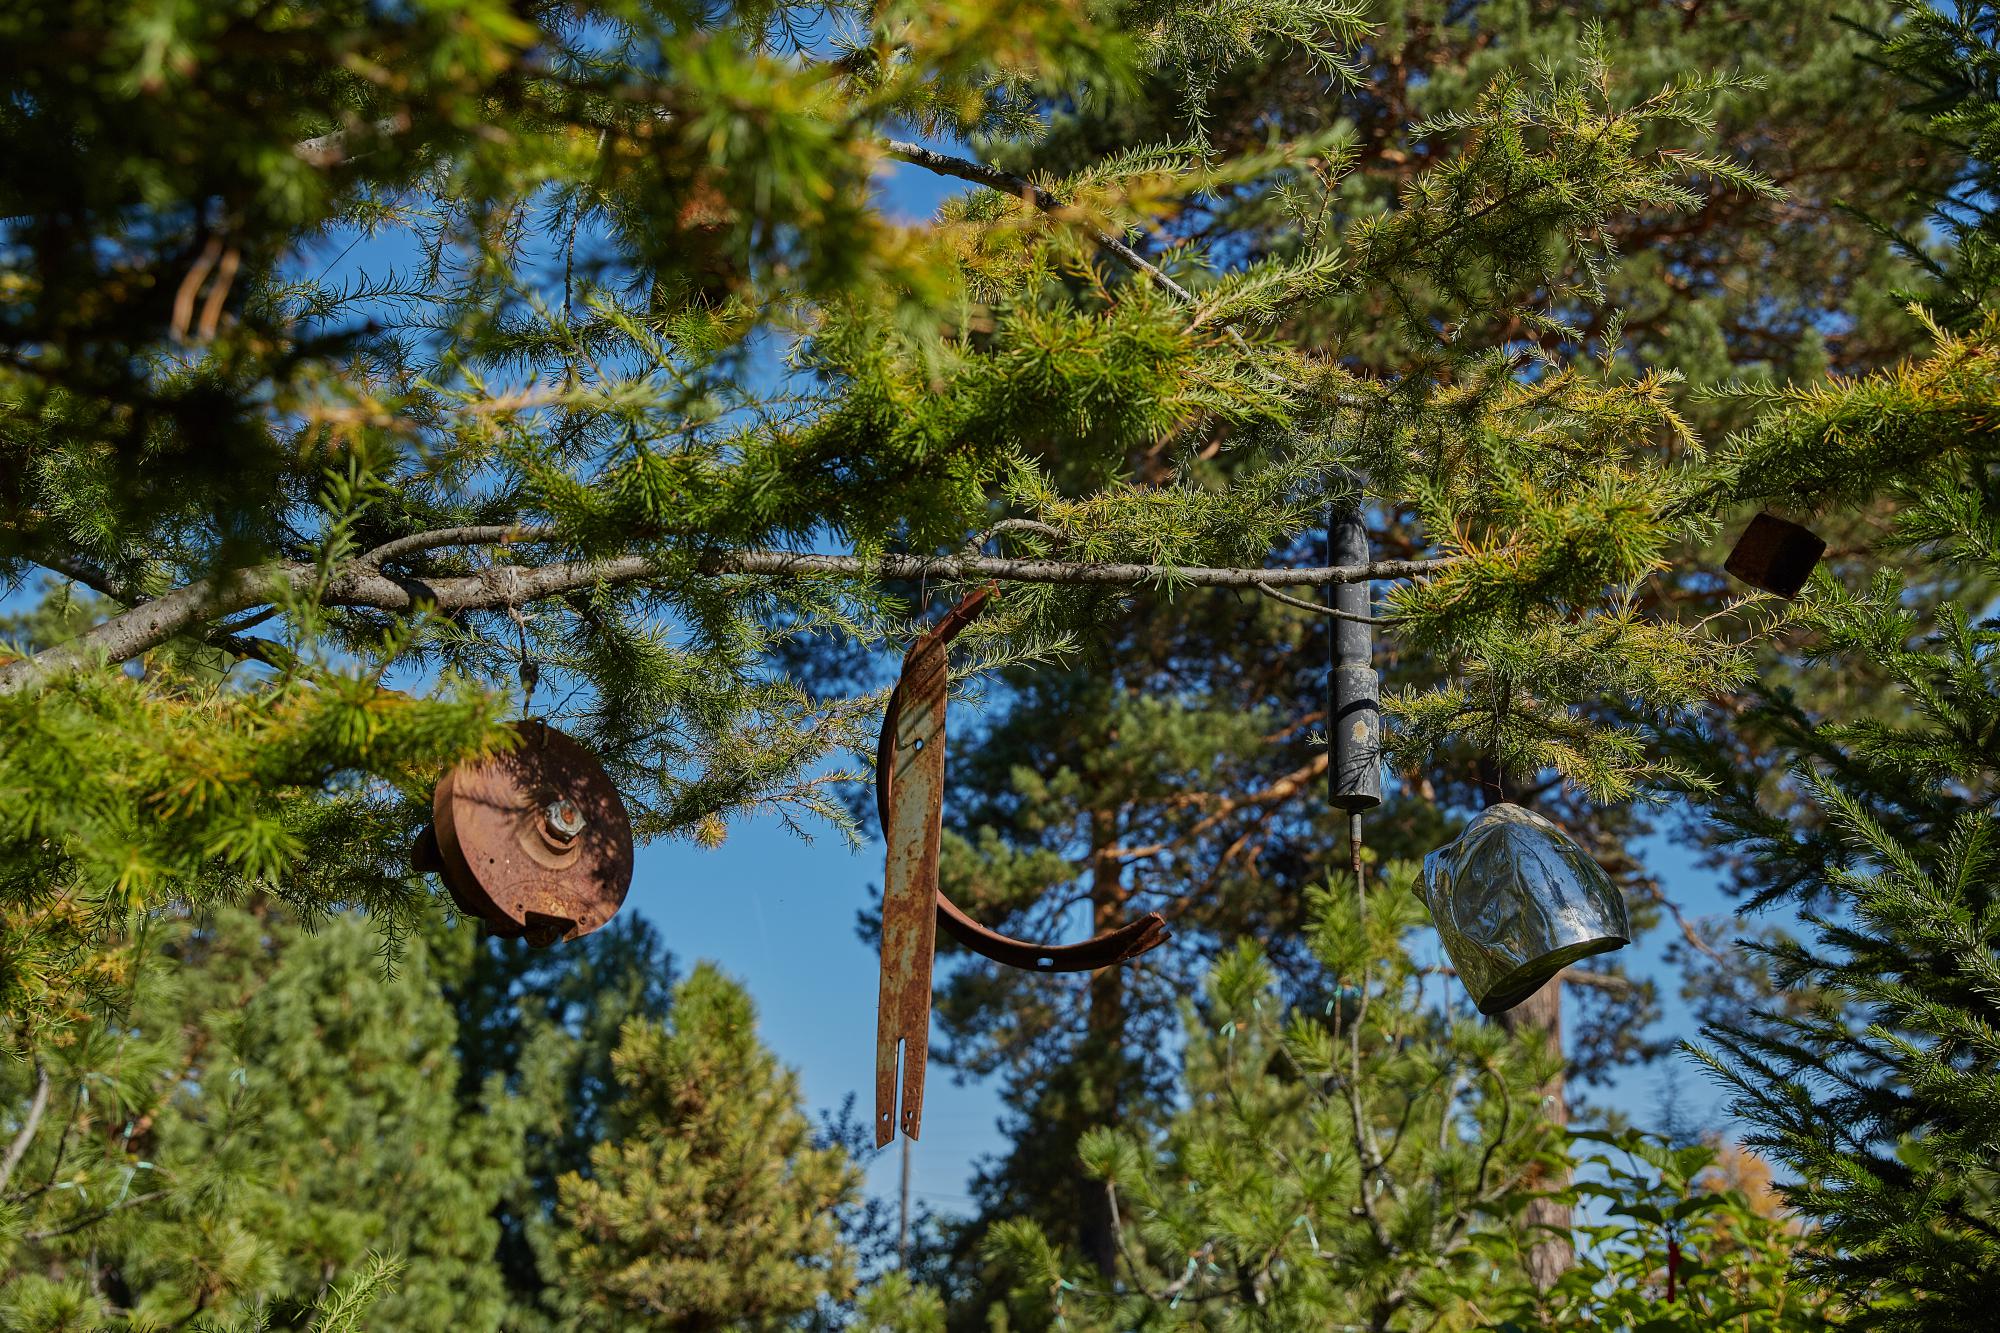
top-left (1725, 511), bottom-right (1826, 599)
top-left (874, 586), bottom-right (1169, 1146)
top-left (395, 498), bottom-right (1823, 1070)
top-left (1327, 503), bottom-right (1382, 824)
top-left (1334, 501), bottom-right (1633, 1015)
top-left (413, 720), bottom-right (635, 947)
top-left (1407, 506), bottom-right (1824, 1009)
top-left (1420, 802), bottom-right (1631, 1014)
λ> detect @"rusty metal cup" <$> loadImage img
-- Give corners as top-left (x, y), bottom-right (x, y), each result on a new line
top-left (1420, 803), bottom-right (1630, 1015)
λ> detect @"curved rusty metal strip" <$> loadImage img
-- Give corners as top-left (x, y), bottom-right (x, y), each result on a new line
top-left (874, 595), bottom-right (964, 1146)
top-left (935, 891), bottom-right (1169, 971)
top-left (874, 587), bottom-right (1171, 974)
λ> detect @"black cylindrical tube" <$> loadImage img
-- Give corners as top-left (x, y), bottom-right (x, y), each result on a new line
top-left (1327, 504), bottom-right (1382, 811)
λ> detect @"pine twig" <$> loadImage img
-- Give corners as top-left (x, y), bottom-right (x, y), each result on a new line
top-left (23, 1189), bottom-right (166, 1241)
top-left (1256, 581), bottom-right (1397, 625)
top-left (0, 1062), bottom-right (49, 1194)
top-left (883, 141), bottom-right (1197, 304)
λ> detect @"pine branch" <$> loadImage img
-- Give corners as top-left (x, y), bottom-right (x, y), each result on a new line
top-left (23, 1190), bottom-right (165, 1241)
top-left (884, 138), bottom-right (1342, 397)
top-left (0, 538), bottom-right (1460, 695)
top-left (0, 1062), bottom-right (49, 1194)
top-left (884, 140), bottom-right (1198, 304)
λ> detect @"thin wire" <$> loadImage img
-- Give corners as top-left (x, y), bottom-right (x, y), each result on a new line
top-left (1349, 811), bottom-right (1365, 891)
top-left (310, 226), bottom-right (368, 284)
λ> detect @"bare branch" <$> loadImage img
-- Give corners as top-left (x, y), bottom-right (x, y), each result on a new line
top-left (0, 541), bottom-right (1462, 695)
top-left (1555, 965), bottom-right (1639, 995)
top-left (960, 518), bottom-right (1066, 557)
top-left (292, 114), bottom-right (410, 167)
top-left (1255, 581), bottom-right (1398, 625)
top-left (1639, 881), bottom-right (1732, 966)
top-left (356, 524), bottom-right (556, 569)
top-left (0, 1062), bottom-right (50, 1195)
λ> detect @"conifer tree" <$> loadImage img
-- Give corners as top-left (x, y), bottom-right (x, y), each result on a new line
top-left (1476, 1129), bottom-right (1835, 1331)
top-left (1664, 6), bottom-right (2000, 1323)
top-left (2, 0), bottom-right (1814, 1019)
top-left (439, 915), bottom-right (680, 1320)
top-left (982, 873), bottom-right (1556, 1330)
top-left (548, 964), bottom-right (862, 1329)
top-left (1690, 538), bottom-right (2000, 1326)
top-left (0, 905), bottom-right (521, 1329)
top-left (885, 0), bottom-right (1950, 1284)
top-left (0, 887), bottom-right (894, 1330)
top-left (961, 876), bottom-right (1831, 1331)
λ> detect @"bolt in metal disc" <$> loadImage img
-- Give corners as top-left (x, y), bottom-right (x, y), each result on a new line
top-left (426, 721), bottom-right (633, 947)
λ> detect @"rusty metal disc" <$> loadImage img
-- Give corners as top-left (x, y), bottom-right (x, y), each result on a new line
top-left (422, 721), bottom-right (633, 947)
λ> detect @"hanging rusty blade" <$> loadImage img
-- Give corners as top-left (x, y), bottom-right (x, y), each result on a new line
top-left (876, 593), bottom-right (960, 1148)
top-left (874, 587), bottom-right (1169, 1147)
top-left (878, 685), bottom-right (1167, 973)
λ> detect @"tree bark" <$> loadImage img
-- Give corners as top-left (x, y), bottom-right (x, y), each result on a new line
top-left (1079, 804), bottom-right (1127, 1278)
top-left (1479, 758), bottom-right (1574, 1289)
top-left (1496, 981), bottom-right (1573, 1289)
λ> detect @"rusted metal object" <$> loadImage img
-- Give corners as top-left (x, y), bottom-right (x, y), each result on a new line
top-left (414, 721), bottom-right (633, 947)
top-left (1725, 511), bottom-right (1826, 599)
top-left (876, 600), bottom-right (950, 1149)
top-left (874, 588), bottom-right (1169, 1147)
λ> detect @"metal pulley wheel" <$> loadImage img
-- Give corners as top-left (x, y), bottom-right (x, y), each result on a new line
top-left (413, 721), bottom-right (634, 947)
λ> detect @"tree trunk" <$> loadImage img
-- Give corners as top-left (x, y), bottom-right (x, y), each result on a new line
top-left (1496, 981), bottom-right (1573, 1289)
top-left (1479, 759), bottom-right (1574, 1289)
top-left (1078, 805), bottom-right (1126, 1277)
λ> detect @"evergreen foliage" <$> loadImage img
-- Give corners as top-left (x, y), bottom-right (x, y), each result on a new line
top-left (881, 0), bottom-right (1952, 1284)
top-left (0, 906), bottom-right (521, 1329)
top-left (1858, 1), bottom-right (2000, 328)
top-left (936, 879), bottom-right (1823, 1331)
top-left (0, 0), bottom-right (1865, 1031)
top-left (7, 1), bottom-right (1999, 1328)
top-left (1690, 567), bottom-right (2000, 1327)
top-left (1675, 6), bottom-right (2000, 1324)
top-left (548, 964), bottom-right (862, 1329)
top-left (1477, 1129), bottom-right (1835, 1331)
top-left (439, 914), bottom-right (680, 1317)
top-left (982, 875), bottom-right (1556, 1329)
top-left (0, 910), bottom-right (879, 1331)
